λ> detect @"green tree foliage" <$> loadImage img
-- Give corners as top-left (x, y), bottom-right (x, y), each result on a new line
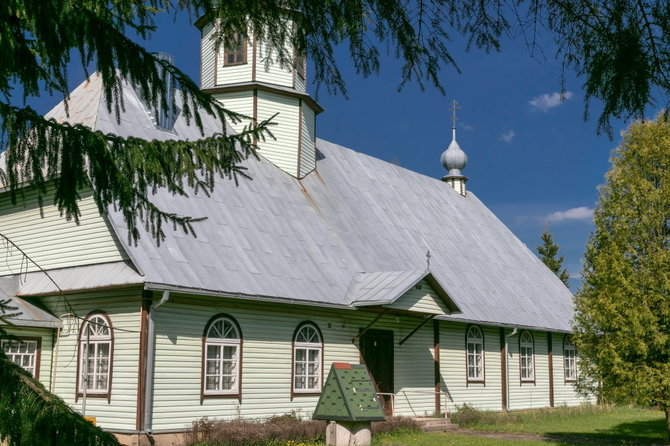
top-left (2, 1), bottom-right (670, 244)
top-left (574, 116), bottom-right (670, 439)
top-left (536, 229), bottom-right (570, 286)
top-left (0, 301), bottom-right (120, 446)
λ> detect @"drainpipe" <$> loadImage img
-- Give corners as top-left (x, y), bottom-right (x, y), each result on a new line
top-left (504, 328), bottom-right (518, 411)
top-left (143, 291), bottom-right (170, 433)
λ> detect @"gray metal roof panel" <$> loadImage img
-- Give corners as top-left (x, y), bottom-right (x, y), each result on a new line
top-left (16, 261), bottom-right (143, 296)
top-left (0, 276), bottom-right (59, 328)
top-left (45, 77), bottom-right (575, 332)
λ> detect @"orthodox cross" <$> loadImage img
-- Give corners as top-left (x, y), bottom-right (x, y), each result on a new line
top-left (426, 250), bottom-right (431, 270)
top-left (449, 99), bottom-right (460, 130)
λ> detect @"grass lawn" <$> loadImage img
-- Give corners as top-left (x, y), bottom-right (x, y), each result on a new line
top-left (374, 406), bottom-right (668, 445)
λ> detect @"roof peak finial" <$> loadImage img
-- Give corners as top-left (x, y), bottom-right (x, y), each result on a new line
top-left (449, 99), bottom-right (460, 140)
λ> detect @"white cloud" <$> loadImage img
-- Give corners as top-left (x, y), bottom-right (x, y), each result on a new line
top-left (545, 206), bottom-right (594, 223)
top-left (499, 129), bottom-right (515, 143)
top-left (461, 122), bottom-right (474, 131)
top-left (529, 91), bottom-right (574, 112)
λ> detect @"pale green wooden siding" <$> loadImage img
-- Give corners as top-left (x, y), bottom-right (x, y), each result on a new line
top-left (200, 22), bottom-right (216, 89)
top-left (439, 323), bottom-right (503, 412)
top-left (38, 289), bottom-right (142, 431)
top-left (214, 91), bottom-right (254, 134)
top-left (387, 279), bottom-right (450, 314)
top-left (150, 297), bottom-right (440, 431)
top-left (216, 32), bottom-right (253, 85)
top-left (256, 91), bottom-right (300, 177)
top-left (3, 326), bottom-right (54, 389)
top-left (508, 331), bottom-right (551, 410)
top-left (294, 68), bottom-right (307, 94)
top-left (553, 336), bottom-right (591, 406)
top-left (0, 186), bottom-right (127, 276)
top-left (255, 40), bottom-right (294, 88)
top-left (299, 103), bottom-right (316, 178)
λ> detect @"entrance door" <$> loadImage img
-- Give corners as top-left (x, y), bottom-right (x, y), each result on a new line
top-left (360, 329), bottom-right (394, 415)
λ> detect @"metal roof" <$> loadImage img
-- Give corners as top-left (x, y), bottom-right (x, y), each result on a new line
top-left (346, 270), bottom-right (460, 313)
top-left (17, 261), bottom-right (143, 296)
top-left (44, 76), bottom-right (575, 332)
top-left (0, 276), bottom-right (59, 328)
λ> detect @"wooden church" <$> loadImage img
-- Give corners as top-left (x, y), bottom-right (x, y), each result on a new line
top-left (0, 13), bottom-right (587, 446)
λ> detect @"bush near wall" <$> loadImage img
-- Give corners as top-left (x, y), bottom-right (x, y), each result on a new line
top-left (187, 413), bottom-right (419, 446)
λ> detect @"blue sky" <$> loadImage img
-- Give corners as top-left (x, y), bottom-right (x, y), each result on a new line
top-left (25, 11), bottom-right (632, 291)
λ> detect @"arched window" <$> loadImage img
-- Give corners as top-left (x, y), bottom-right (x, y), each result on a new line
top-left (564, 335), bottom-right (577, 382)
top-left (292, 322), bottom-right (323, 394)
top-left (77, 312), bottom-right (113, 397)
top-left (203, 315), bottom-right (242, 396)
top-left (519, 331), bottom-right (534, 382)
top-left (466, 325), bottom-right (484, 382)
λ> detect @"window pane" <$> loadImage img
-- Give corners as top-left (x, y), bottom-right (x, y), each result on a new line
top-left (207, 345), bottom-right (221, 360)
top-left (296, 349), bottom-right (306, 361)
top-left (308, 349), bottom-right (319, 362)
top-left (206, 376), bottom-right (219, 390)
top-left (223, 346), bottom-right (236, 359)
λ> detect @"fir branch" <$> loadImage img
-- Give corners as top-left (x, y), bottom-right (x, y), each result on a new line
top-left (0, 102), bottom-right (273, 244)
top-left (0, 354), bottom-right (120, 446)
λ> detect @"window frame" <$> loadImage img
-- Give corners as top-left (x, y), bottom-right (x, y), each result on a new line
top-left (223, 32), bottom-right (248, 66)
top-left (519, 331), bottom-right (535, 383)
top-left (465, 325), bottom-right (485, 383)
top-left (76, 311), bottom-right (114, 401)
top-left (201, 314), bottom-right (243, 401)
top-left (291, 321), bottom-right (324, 397)
top-left (1, 336), bottom-right (41, 379)
top-left (563, 335), bottom-right (577, 382)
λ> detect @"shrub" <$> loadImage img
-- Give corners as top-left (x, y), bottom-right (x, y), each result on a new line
top-left (449, 403), bottom-right (497, 427)
top-left (187, 415), bottom-right (326, 446)
top-left (188, 414), bottom-right (420, 445)
top-left (371, 417), bottom-right (420, 434)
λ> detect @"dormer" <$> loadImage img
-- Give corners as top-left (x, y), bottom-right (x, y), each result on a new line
top-left (196, 18), bottom-right (322, 179)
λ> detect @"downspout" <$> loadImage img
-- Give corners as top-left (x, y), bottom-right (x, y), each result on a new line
top-left (143, 290), bottom-right (170, 433)
top-left (504, 327), bottom-right (518, 411)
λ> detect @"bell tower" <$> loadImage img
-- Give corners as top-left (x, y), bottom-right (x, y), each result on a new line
top-left (196, 18), bottom-right (323, 179)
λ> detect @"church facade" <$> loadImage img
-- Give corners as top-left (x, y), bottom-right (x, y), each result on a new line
top-left (1, 15), bottom-right (587, 446)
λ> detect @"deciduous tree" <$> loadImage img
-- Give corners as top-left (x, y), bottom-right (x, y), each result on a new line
top-left (574, 116), bottom-right (670, 439)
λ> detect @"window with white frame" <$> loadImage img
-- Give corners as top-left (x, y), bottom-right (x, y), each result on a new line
top-left (293, 322), bottom-right (322, 393)
top-left (466, 325), bottom-right (484, 381)
top-left (78, 313), bottom-right (113, 394)
top-left (203, 315), bottom-right (241, 395)
top-left (564, 336), bottom-right (577, 381)
top-left (2, 338), bottom-right (39, 377)
top-left (519, 331), bottom-right (534, 382)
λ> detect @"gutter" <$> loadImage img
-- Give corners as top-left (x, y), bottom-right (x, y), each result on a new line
top-left (143, 290), bottom-right (170, 433)
top-left (504, 327), bottom-right (518, 411)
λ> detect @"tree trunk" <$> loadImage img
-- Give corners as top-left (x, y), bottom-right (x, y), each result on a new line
top-left (664, 405), bottom-right (670, 442)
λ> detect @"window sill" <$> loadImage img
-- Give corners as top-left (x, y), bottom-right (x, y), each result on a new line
top-left (223, 61), bottom-right (248, 67)
top-left (467, 378), bottom-right (485, 384)
top-left (203, 392), bottom-right (241, 399)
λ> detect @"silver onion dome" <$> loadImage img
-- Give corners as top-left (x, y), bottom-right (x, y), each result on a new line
top-left (441, 134), bottom-right (468, 177)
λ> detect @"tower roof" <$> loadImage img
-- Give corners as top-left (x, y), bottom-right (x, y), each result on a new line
top-left (441, 99), bottom-right (468, 177)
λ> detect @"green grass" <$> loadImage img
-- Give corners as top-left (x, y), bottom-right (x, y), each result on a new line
top-left (375, 431), bottom-right (549, 446)
top-left (374, 406), bottom-right (669, 446)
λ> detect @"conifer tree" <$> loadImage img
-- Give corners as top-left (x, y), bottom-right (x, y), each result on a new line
top-left (3, 1), bottom-right (670, 246)
top-left (536, 229), bottom-right (570, 286)
top-left (0, 300), bottom-right (120, 446)
top-left (574, 116), bottom-right (670, 439)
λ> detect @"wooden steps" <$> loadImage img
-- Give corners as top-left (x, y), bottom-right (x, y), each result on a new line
top-left (411, 417), bottom-right (459, 432)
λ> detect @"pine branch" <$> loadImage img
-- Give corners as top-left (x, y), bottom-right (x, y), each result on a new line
top-left (0, 353), bottom-right (120, 446)
top-left (0, 102), bottom-right (274, 244)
